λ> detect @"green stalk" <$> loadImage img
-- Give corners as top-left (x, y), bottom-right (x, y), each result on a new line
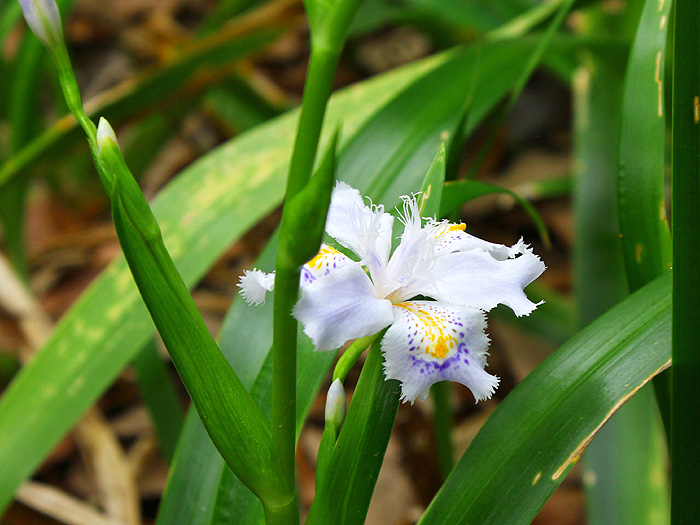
top-left (270, 1), bottom-right (361, 512)
top-left (671, 0), bottom-right (700, 521)
top-left (270, 263), bottom-right (302, 517)
top-left (284, 47), bottom-right (341, 200)
top-left (47, 42), bottom-right (113, 192)
top-left (431, 381), bottom-right (454, 479)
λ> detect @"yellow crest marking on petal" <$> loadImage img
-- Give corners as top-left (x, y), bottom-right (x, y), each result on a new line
top-left (395, 302), bottom-right (457, 359)
top-left (433, 222), bottom-right (466, 239)
top-left (308, 245), bottom-right (342, 269)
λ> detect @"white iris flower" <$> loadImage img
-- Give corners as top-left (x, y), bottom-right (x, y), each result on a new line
top-left (239, 182), bottom-right (545, 403)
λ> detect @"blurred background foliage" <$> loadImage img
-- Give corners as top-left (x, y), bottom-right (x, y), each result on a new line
top-left (0, 0), bottom-right (671, 523)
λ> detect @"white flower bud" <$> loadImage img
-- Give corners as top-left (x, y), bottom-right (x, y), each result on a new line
top-left (18, 0), bottom-right (63, 49)
top-left (96, 117), bottom-right (119, 155)
top-left (325, 378), bottom-right (346, 429)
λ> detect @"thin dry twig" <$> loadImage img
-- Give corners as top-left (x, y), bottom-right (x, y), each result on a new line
top-left (15, 482), bottom-right (122, 525)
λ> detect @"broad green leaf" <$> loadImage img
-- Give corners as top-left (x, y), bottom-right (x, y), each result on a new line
top-left (418, 272), bottom-right (672, 524)
top-left (0, 47), bottom-right (447, 514)
top-left (159, 38), bottom-right (545, 524)
top-left (351, 0), bottom-right (536, 42)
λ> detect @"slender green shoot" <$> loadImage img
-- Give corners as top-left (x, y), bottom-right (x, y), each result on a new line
top-left (270, 0), bottom-right (364, 516)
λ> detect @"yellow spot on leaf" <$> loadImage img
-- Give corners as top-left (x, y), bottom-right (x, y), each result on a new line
top-left (67, 376), bottom-right (85, 397)
top-left (532, 472), bottom-right (541, 485)
top-left (636, 243), bottom-right (643, 264)
top-left (655, 51), bottom-right (663, 117)
top-left (695, 96), bottom-right (700, 124)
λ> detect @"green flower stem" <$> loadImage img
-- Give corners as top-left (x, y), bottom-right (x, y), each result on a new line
top-left (270, 263), bottom-right (302, 520)
top-left (431, 381), bottom-right (454, 479)
top-left (332, 334), bottom-right (379, 382)
top-left (49, 42), bottom-right (113, 191)
top-left (284, 46), bottom-right (341, 200)
top-left (270, 1), bottom-right (361, 514)
top-left (671, 0), bottom-right (700, 521)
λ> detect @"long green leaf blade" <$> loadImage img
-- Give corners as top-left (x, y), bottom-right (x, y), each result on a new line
top-left (617, 0), bottom-right (672, 290)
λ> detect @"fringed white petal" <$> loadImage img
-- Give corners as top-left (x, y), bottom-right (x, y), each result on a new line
top-left (382, 301), bottom-right (497, 403)
top-left (324, 182), bottom-right (394, 280)
top-left (238, 269), bottom-right (275, 305)
top-left (294, 262), bottom-right (394, 351)
top-left (429, 248), bottom-right (546, 316)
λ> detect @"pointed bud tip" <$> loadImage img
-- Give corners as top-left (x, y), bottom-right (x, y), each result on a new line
top-left (325, 378), bottom-right (346, 428)
top-left (97, 117), bottom-right (119, 154)
top-left (19, 0), bottom-right (63, 48)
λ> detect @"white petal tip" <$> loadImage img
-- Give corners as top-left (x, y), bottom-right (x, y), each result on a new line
top-left (238, 269), bottom-right (275, 306)
top-left (471, 375), bottom-right (500, 403)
